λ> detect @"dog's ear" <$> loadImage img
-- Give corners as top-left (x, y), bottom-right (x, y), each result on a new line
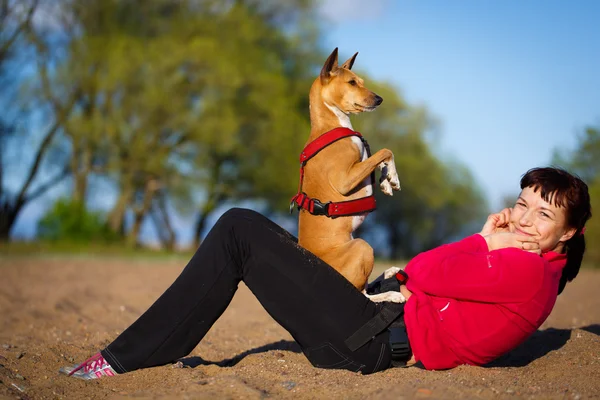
top-left (340, 52), bottom-right (358, 70)
top-left (320, 47), bottom-right (338, 84)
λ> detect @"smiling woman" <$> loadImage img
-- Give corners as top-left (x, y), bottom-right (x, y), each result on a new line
top-left (517, 167), bottom-right (591, 292)
top-left (479, 167), bottom-right (591, 293)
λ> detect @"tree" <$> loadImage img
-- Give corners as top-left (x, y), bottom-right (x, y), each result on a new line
top-left (553, 124), bottom-right (600, 266)
top-left (185, 1), bottom-right (321, 246)
top-left (0, 0), bottom-right (79, 240)
top-left (28, 0), bottom-right (321, 247)
top-left (553, 126), bottom-right (600, 184)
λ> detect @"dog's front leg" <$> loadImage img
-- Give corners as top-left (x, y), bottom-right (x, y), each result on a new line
top-left (378, 156), bottom-right (400, 196)
top-left (330, 148), bottom-right (400, 195)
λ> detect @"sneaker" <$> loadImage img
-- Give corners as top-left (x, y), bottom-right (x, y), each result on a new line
top-left (59, 352), bottom-right (117, 380)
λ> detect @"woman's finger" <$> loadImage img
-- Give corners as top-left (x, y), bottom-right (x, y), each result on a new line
top-left (501, 208), bottom-right (511, 223)
top-left (517, 236), bottom-right (540, 253)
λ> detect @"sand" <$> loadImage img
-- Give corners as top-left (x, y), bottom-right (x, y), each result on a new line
top-left (1, 256), bottom-right (599, 399)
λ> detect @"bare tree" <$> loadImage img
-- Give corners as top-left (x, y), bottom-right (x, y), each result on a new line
top-left (0, 0), bottom-right (80, 240)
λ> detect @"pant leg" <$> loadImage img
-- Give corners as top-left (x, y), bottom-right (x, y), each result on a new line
top-left (102, 208), bottom-right (391, 374)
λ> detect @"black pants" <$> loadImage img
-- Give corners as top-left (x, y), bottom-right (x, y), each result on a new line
top-left (101, 208), bottom-right (392, 375)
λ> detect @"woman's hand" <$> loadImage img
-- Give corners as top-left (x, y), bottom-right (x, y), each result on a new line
top-left (483, 232), bottom-right (541, 255)
top-left (399, 285), bottom-right (412, 301)
top-left (480, 208), bottom-right (512, 236)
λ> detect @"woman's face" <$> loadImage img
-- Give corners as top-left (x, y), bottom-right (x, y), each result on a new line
top-left (509, 186), bottom-right (576, 253)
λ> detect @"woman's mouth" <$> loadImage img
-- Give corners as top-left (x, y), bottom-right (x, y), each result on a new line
top-left (515, 227), bottom-right (534, 236)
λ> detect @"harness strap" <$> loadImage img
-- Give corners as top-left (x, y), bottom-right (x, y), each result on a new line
top-left (290, 127), bottom-right (377, 217)
top-left (327, 195), bottom-right (376, 216)
top-left (300, 127), bottom-right (364, 163)
top-left (389, 323), bottom-right (412, 365)
top-left (290, 192), bottom-right (376, 217)
top-left (344, 302), bottom-right (405, 352)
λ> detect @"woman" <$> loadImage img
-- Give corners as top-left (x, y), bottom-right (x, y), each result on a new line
top-left (61, 167), bottom-right (591, 379)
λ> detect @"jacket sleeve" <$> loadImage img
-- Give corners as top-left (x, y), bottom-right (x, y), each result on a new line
top-left (404, 234), bottom-right (545, 303)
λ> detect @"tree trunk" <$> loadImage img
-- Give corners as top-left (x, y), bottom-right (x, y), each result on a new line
top-left (127, 212), bottom-right (144, 248)
top-left (192, 193), bottom-right (224, 249)
top-left (150, 193), bottom-right (176, 251)
top-left (107, 186), bottom-right (132, 235)
top-left (0, 202), bottom-right (21, 241)
top-left (193, 211), bottom-right (209, 250)
top-left (126, 179), bottom-right (158, 248)
top-left (71, 137), bottom-right (91, 203)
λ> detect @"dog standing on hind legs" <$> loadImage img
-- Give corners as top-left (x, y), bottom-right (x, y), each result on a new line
top-left (290, 48), bottom-right (405, 303)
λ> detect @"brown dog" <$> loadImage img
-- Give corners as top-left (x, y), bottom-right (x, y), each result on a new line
top-left (291, 48), bottom-right (402, 300)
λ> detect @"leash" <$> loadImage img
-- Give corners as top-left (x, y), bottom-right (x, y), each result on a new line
top-left (290, 127), bottom-right (376, 218)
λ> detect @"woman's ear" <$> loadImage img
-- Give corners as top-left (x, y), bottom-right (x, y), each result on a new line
top-left (559, 227), bottom-right (577, 243)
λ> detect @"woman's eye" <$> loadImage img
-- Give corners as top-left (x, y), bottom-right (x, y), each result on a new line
top-left (516, 202), bottom-right (526, 208)
top-left (540, 212), bottom-right (550, 218)
top-left (348, 80), bottom-right (357, 86)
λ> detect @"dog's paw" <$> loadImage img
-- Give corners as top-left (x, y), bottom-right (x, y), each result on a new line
top-left (379, 178), bottom-right (394, 196)
top-left (384, 266), bottom-right (401, 279)
top-left (365, 291), bottom-right (406, 303)
top-left (389, 174), bottom-right (401, 191)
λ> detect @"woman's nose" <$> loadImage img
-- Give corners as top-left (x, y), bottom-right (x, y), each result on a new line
top-left (520, 211), bottom-right (533, 226)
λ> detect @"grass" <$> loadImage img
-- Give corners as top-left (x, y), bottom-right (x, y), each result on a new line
top-left (1, 240), bottom-right (598, 270)
top-left (0, 240), bottom-right (195, 262)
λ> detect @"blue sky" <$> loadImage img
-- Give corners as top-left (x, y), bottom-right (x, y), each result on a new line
top-left (9, 1), bottom-right (600, 243)
top-left (319, 0), bottom-right (600, 210)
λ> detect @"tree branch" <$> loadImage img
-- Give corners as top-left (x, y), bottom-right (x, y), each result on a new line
top-left (15, 86), bottom-right (80, 206)
top-left (0, 0), bottom-right (38, 62)
top-left (24, 164), bottom-right (70, 203)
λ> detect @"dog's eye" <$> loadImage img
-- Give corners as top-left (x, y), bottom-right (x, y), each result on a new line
top-left (348, 80), bottom-right (357, 86)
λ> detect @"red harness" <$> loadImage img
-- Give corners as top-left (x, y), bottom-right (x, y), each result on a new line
top-left (289, 127), bottom-right (377, 218)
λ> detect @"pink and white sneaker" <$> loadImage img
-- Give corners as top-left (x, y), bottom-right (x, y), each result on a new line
top-left (59, 352), bottom-right (117, 380)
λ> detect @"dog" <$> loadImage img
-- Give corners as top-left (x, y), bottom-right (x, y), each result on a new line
top-left (290, 48), bottom-right (405, 303)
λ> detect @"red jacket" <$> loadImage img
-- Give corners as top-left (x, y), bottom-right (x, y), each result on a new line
top-left (403, 234), bottom-right (566, 370)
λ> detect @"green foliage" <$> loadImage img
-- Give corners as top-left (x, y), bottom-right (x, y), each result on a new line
top-left (37, 198), bottom-right (118, 243)
top-left (9, 0), bottom-right (492, 255)
top-left (553, 125), bottom-right (600, 267)
top-left (36, 0), bottom-right (321, 245)
top-left (586, 183), bottom-right (600, 267)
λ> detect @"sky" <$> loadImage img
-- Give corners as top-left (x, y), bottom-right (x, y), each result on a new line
top-left (9, 0), bottom-right (600, 243)
top-left (318, 0), bottom-right (600, 210)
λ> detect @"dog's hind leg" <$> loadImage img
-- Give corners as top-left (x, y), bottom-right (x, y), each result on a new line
top-left (319, 238), bottom-right (375, 291)
top-left (364, 291), bottom-right (406, 303)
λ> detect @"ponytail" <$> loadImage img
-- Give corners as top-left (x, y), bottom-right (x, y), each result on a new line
top-left (559, 232), bottom-right (586, 295)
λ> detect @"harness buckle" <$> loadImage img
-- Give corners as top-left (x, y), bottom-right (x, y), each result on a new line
top-left (311, 198), bottom-right (331, 216)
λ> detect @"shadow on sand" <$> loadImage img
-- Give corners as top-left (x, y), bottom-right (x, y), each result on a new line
top-left (179, 339), bottom-right (301, 368)
top-left (178, 324), bottom-right (600, 369)
top-left (486, 324), bottom-right (599, 368)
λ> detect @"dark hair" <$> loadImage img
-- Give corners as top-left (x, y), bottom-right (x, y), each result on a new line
top-left (520, 167), bottom-right (592, 294)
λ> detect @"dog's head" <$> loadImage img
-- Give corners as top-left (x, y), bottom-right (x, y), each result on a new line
top-left (314, 48), bottom-right (383, 114)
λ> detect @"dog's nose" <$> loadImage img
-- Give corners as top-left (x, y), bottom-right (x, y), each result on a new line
top-left (374, 95), bottom-right (383, 105)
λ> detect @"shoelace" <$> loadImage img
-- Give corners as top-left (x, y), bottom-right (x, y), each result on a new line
top-left (69, 353), bottom-right (108, 376)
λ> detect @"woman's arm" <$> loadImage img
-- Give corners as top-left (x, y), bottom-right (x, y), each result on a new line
top-left (479, 208), bottom-right (512, 236)
top-left (405, 234), bottom-right (545, 303)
